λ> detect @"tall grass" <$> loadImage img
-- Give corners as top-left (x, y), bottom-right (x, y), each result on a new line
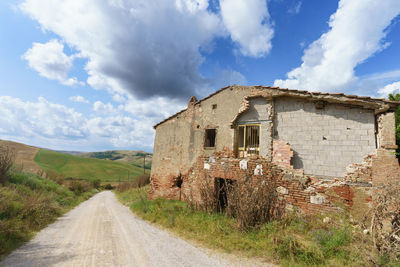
top-left (0, 171), bottom-right (97, 259)
top-left (116, 186), bottom-right (378, 266)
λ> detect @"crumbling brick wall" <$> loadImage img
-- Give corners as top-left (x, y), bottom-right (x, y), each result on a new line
top-left (184, 155), bottom-right (373, 214)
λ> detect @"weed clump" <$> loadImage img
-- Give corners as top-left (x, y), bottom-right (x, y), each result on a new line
top-left (115, 173), bottom-right (150, 192)
top-left (196, 173), bottom-right (279, 230)
top-left (225, 177), bottom-right (279, 230)
top-left (0, 146), bottom-right (15, 185)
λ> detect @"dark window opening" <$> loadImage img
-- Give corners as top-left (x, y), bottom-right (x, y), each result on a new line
top-left (174, 174), bottom-right (183, 200)
top-left (315, 101), bottom-right (326, 110)
top-left (205, 129), bottom-right (216, 148)
top-left (174, 175), bottom-right (183, 188)
top-left (212, 104), bottom-right (217, 110)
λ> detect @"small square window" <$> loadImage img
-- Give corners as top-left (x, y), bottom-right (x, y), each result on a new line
top-left (204, 129), bottom-right (216, 148)
top-left (212, 104), bottom-right (217, 110)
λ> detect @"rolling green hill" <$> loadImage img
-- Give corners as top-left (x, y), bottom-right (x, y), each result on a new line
top-left (34, 149), bottom-right (147, 182)
top-left (79, 150), bottom-right (152, 170)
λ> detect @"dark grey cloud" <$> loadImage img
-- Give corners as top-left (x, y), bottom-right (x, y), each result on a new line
top-left (21, 0), bottom-right (224, 99)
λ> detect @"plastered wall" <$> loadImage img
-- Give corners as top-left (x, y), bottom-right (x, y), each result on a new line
top-left (150, 87), bottom-right (253, 198)
top-left (274, 97), bottom-right (376, 177)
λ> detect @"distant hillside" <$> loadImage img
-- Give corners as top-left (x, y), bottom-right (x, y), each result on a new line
top-left (34, 149), bottom-right (147, 182)
top-left (79, 150), bottom-right (152, 170)
top-left (0, 139), bottom-right (149, 182)
top-left (0, 139), bottom-right (42, 174)
top-left (54, 150), bottom-right (83, 156)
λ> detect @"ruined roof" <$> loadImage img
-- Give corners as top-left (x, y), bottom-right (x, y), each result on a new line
top-left (153, 85), bottom-right (400, 129)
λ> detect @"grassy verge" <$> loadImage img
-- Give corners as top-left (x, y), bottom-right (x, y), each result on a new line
top-left (34, 149), bottom-right (148, 182)
top-left (0, 171), bottom-right (97, 259)
top-left (116, 186), bottom-right (382, 266)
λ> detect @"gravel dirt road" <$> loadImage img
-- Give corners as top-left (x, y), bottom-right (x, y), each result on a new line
top-left (1, 191), bottom-right (270, 267)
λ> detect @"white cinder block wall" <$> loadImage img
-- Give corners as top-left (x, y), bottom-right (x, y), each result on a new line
top-left (274, 97), bottom-right (376, 177)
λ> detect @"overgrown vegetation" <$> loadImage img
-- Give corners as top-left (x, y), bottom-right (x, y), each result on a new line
top-left (368, 185), bottom-right (400, 264)
top-left (0, 146), bottom-right (15, 185)
top-left (0, 146), bottom-right (99, 259)
top-left (34, 149), bottom-right (147, 182)
top-left (388, 93), bottom-right (400, 160)
top-left (193, 175), bottom-right (279, 230)
top-left (117, 186), bottom-right (379, 266)
top-left (115, 173), bottom-right (150, 192)
top-left (0, 170), bottom-right (97, 259)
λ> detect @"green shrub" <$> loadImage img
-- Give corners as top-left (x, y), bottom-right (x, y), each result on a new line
top-left (91, 179), bottom-right (101, 189)
top-left (312, 228), bottom-right (351, 258)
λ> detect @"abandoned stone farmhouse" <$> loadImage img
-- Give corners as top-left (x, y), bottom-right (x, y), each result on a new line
top-left (150, 85), bottom-right (400, 214)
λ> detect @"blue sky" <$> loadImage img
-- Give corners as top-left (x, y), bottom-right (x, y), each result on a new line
top-left (0, 0), bottom-right (399, 152)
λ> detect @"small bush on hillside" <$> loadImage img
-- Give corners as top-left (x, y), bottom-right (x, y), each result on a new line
top-left (116, 182), bottom-right (134, 192)
top-left (91, 179), bottom-right (101, 189)
top-left (68, 180), bottom-right (91, 195)
top-left (0, 146), bottom-right (15, 185)
top-left (134, 173), bottom-right (150, 188)
top-left (115, 174), bottom-right (150, 192)
top-left (45, 170), bottom-right (65, 185)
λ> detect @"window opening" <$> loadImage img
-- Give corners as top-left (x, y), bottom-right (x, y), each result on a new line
top-left (204, 129), bottom-right (216, 148)
top-left (237, 124), bottom-right (260, 155)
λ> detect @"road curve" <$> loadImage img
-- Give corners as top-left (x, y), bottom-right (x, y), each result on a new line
top-left (1, 191), bottom-right (244, 267)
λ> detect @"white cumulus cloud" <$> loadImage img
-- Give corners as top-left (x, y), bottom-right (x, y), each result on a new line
top-left (0, 96), bottom-right (86, 139)
top-left (0, 96), bottom-right (156, 150)
top-left (274, 0), bottom-right (400, 92)
top-left (378, 81), bottom-right (400, 96)
top-left (93, 101), bottom-right (117, 114)
top-left (220, 0), bottom-right (274, 58)
top-left (69, 95), bottom-right (89, 104)
top-left (22, 39), bottom-right (83, 86)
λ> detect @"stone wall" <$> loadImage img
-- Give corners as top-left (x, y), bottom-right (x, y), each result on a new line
top-left (274, 97), bottom-right (376, 177)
